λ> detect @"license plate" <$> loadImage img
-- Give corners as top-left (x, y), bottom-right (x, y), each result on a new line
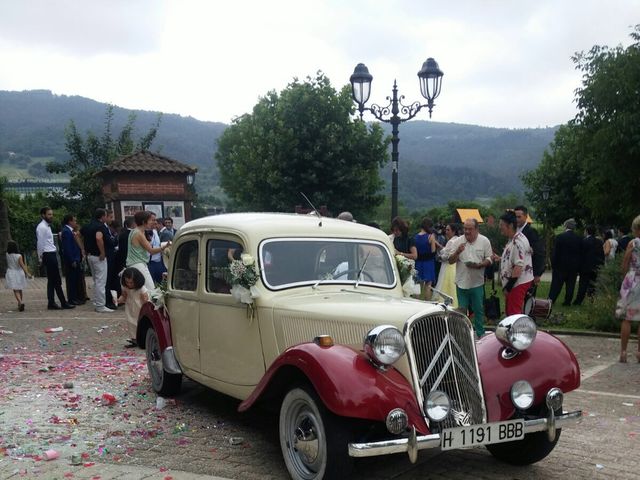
top-left (440, 419), bottom-right (524, 450)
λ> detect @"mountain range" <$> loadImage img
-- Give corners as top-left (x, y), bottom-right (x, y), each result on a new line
top-left (0, 90), bottom-right (558, 210)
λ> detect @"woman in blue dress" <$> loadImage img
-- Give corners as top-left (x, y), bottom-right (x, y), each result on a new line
top-left (414, 217), bottom-right (438, 300)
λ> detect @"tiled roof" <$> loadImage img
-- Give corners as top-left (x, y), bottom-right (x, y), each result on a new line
top-left (101, 150), bottom-right (197, 174)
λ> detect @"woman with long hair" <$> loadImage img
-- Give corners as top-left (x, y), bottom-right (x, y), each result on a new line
top-left (615, 215), bottom-right (640, 363)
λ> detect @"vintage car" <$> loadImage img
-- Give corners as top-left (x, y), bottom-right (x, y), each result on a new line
top-left (137, 213), bottom-right (582, 480)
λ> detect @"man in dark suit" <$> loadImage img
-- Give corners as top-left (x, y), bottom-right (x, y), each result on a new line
top-left (115, 216), bottom-right (135, 274)
top-left (617, 226), bottom-right (632, 254)
top-left (60, 213), bottom-right (84, 305)
top-left (514, 206), bottom-right (546, 287)
top-left (103, 209), bottom-right (119, 309)
top-left (549, 218), bottom-right (582, 306)
top-left (574, 225), bottom-right (605, 305)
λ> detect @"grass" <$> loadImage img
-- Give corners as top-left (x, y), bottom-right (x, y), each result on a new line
top-left (484, 279), bottom-right (616, 332)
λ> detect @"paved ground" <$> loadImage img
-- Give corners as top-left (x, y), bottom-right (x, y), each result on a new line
top-left (1, 277), bottom-right (639, 479)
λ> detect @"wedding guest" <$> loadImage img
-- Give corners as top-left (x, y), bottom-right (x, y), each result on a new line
top-left (36, 206), bottom-right (74, 310)
top-left (446, 219), bottom-right (493, 337)
top-left (80, 208), bottom-right (114, 313)
top-left (615, 215), bottom-right (640, 363)
top-left (117, 267), bottom-right (149, 348)
top-left (435, 223), bottom-right (460, 307)
top-left (4, 240), bottom-right (32, 311)
top-left (574, 225), bottom-right (604, 305)
top-left (391, 217), bottom-right (417, 260)
top-left (549, 218), bottom-right (582, 306)
top-left (498, 211), bottom-right (534, 315)
top-left (414, 217), bottom-right (437, 300)
top-left (60, 214), bottom-right (83, 305)
top-left (126, 210), bottom-right (169, 291)
top-left (148, 215), bottom-right (167, 284)
top-left (160, 217), bottom-right (177, 242)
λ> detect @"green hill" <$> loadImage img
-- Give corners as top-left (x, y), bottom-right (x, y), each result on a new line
top-left (0, 90), bottom-right (557, 209)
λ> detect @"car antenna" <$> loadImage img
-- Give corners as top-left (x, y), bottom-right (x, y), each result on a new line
top-left (300, 192), bottom-right (322, 227)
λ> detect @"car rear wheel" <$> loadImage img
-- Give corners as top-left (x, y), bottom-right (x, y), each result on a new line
top-left (279, 386), bottom-right (353, 480)
top-left (145, 328), bottom-right (182, 396)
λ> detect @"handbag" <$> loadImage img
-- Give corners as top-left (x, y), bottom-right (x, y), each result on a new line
top-left (484, 277), bottom-right (501, 321)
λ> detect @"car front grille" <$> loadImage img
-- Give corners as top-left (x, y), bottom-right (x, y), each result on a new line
top-left (405, 311), bottom-right (486, 429)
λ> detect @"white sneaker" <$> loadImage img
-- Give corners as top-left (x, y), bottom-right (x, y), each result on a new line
top-left (96, 306), bottom-right (115, 313)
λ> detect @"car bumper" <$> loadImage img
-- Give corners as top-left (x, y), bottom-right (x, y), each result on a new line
top-left (348, 410), bottom-right (582, 462)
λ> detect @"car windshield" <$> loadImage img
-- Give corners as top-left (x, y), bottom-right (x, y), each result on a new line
top-left (259, 238), bottom-right (396, 290)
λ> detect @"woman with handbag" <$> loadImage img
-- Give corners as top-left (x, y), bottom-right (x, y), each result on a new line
top-left (498, 212), bottom-right (534, 315)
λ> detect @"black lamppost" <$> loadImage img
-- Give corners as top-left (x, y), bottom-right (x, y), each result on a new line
top-left (541, 185), bottom-right (551, 269)
top-left (350, 59), bottom-right (444, 221)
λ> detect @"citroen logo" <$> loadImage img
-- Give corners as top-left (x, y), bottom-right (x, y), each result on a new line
top-left (451, 407), bottom-right (471, 426)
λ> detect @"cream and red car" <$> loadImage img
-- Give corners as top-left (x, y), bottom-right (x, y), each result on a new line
top-left (137, 213), bottom-right (582, 480)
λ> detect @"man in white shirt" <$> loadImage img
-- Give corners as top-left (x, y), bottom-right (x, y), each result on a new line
top-left (148, 215), bottom-right (166, 284)
top-left (444, 219), bottom-right (493, 337)
top-left (36, 206), bottom-right (75, 310)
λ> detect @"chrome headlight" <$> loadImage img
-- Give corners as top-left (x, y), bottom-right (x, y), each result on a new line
top-left (364, 325), bottom-right (406, 366)
top-left (495, 314), bottom-right (537, 351)
top-left (510, 380), bottom-right (534, 410)
top-left (425, 390), bottom-right (450, 422)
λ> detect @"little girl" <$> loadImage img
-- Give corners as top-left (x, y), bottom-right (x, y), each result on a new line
top-left (5, 240), bottom-right (32, 311)
top-left (117, 267), bottom-right (149, 347)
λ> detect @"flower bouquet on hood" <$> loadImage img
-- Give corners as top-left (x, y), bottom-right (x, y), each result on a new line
top-left (395, 255), bottom-right (420, 297)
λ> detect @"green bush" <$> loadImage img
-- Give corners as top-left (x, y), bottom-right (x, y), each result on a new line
top-left (566, 257), bottom-right (624, 332)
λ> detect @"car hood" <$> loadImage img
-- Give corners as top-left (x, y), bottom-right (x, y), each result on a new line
top-left (270, 289), bottom-right (445, 350)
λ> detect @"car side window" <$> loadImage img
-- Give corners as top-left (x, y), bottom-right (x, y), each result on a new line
top-left (207, 239), bottom-right (244, 294)
top-left (172, 240), bottom-right (199, 291)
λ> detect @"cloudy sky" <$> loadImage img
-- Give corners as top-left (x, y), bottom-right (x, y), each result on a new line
top-left (0, 0), bottom-right (637, 128)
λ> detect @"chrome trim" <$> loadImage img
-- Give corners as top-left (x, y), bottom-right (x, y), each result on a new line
top-left (161, 347), bottom-right (182, 374)
top-left (348, 410), bottom-right (583, 460)
top-left (404, 308), bottom-right (486, 429)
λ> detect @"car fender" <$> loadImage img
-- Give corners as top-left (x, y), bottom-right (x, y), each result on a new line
top-left (476, 332), bottom-right (581, 422)
top-left (238, 342), bottom-right (429, 433)
top-left (137, 301), bottom-right (173, 351)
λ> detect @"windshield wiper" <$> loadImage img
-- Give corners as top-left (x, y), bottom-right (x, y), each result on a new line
top-left (355, 252), bottom-right (370, 288)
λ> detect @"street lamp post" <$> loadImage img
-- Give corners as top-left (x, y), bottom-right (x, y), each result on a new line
top-left (350, 59), bottom-right (444, 222)
top-left (541, 185), bottom-right (551, 270)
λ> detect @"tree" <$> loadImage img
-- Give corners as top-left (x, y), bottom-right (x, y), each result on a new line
top-left (523, 26), bottom-right (640, 226)
top-left (47, 106), bottom-right (161, 217)
top-left (215, 73), bottom-right (389, 218)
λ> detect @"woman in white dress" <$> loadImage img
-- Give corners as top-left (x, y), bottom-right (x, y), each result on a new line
top-left (4, 240), bottom-right (32, 311)
top-left (117, 267), bottom-right (149, 347)
top-left (435, 223), bottom-right (459, 307)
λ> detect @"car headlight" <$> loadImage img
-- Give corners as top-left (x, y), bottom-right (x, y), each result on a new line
top-left (495, 314), bottom-right (537, 351)
top-left (511, 380), bottom-right (534, 410)
top-left (425, 390), bottom-right (450, 422)
top-left (364, 325), bottom-right (406, 366)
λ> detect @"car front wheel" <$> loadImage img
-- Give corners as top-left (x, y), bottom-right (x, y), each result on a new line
top-left (145, 328), bottom-right (182, 396)
top-left (486, 423), bottom-right (561, 465)
top-left (279, 386), bottom-right (353, 480)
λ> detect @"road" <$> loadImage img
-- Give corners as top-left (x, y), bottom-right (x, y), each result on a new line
top-left (1, 278), bottom-right (638, 479)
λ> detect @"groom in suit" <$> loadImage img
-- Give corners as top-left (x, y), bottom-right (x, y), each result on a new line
top-left (549, 218), bottom-right (582, 305)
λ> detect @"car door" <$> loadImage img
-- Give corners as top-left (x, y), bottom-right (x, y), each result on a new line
top-left (167, 235), bottom-right (201, 373)
top-left (198, 235), bottom-right (265, 386)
